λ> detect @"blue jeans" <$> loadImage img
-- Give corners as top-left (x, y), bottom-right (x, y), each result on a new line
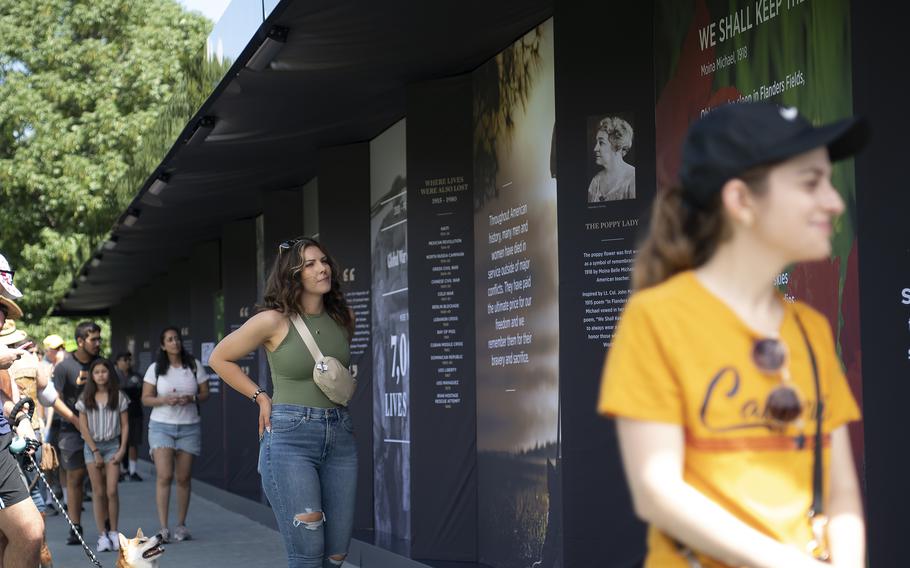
top-left (259, 405), bottom-right (357, 568)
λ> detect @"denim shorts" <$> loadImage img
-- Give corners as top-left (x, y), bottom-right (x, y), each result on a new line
top-left (83, 437), bottom-right (121, 464)
top-left (148, 420), bottom-right (202, 456)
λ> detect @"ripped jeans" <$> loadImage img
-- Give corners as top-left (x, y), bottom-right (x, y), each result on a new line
top-left (259, 405), bottom-right (358, 568)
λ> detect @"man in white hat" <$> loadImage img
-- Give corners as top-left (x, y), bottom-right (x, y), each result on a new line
top-left (0, 297), bottom-right (26, 371)
top-left (0, 253), bottom-right (22, 302)
top-left (0, 252), bottom-right (44, 567)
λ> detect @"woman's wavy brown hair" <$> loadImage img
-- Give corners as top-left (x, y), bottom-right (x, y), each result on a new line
top-left (260, 237), bottom-right (354, 337)
top-left (632, 166), bottom-right (772, 291)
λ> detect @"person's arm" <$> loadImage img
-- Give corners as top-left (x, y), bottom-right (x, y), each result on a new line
top-left (141, 376), bottom-right (178, 407)
top-left (195, 377), bottom-right (210, 402)
top-left (114, 410), bottom-right (128, 464)
top-left (44, 405), bottom-right (55, 439)
top-left (616, 418), bottom-right (830, 568)
top-left (36, 362), bottom-right (50, 390)
top-left (826, 426), bottom-right (865, 568)
top-left (0, 345), bottom-right (26, 370)
top-left (3, 379), bottom-right (38, 443)
top-left (209, 310), bottom-right (281, 435)
top-left (54, 398), bottom-right (78, 425)
top-left (78, 410), bottom-right (103, 469)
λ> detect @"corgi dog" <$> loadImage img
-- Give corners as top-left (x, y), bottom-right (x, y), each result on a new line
top-left (116, 529), bottom-right (165, 568)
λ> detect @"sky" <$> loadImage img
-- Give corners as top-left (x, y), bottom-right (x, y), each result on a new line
top-left (176, 0), bottom-right (232, 23)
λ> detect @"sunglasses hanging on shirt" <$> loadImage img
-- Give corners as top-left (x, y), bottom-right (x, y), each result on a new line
top-left (751, 337), bottom-right (804, 429)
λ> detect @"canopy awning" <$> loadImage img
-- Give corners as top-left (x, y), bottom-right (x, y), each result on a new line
top-left (55, 0), bottom-right (552, 315)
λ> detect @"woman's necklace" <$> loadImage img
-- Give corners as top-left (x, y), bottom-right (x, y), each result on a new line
top-left (304, 312), bottom-right (321, 335)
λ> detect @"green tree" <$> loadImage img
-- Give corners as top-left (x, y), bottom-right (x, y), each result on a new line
top-left (0, 0), bottom-right (210, 320)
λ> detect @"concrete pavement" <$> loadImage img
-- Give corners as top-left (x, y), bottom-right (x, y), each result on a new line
top-left (42, 461), bottom-right (287, 568)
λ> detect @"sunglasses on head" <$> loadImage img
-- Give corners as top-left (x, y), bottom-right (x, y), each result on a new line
top-left (752, 337), bottom-right (804, 428)
top-left (278, 237), bottom-right (318, 254)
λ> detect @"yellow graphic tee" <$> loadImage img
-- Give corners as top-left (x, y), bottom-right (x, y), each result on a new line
top-left (598, 271), bottom-right (861, 568)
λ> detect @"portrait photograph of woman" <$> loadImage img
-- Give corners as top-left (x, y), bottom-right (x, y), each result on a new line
top-left (586, 114), bottom-right (636, 203)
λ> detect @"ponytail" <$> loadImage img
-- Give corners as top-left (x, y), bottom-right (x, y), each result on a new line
top-left (632, 186), bottom-right (727, 291)
top-left (632, 165), bottom-right (772, 291)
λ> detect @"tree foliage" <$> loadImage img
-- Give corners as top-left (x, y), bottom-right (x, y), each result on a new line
top-left (0, 0), bottom-right (210, 320)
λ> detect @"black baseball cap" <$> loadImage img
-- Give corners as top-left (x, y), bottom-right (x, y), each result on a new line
top-left (680, 102), bottom-right (868, 207)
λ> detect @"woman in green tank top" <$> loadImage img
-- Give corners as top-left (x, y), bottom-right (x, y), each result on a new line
top-left (210, 237), bottom-right (357, 567)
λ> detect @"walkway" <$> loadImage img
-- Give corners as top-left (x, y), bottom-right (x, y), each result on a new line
top-left (43, 461), bottom-right (288, 567)
top-left (41, 461), bottom-right (432, 567)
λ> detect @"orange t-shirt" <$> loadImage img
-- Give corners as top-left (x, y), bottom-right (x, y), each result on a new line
top-left (598, 271), bottom-right (861, 568)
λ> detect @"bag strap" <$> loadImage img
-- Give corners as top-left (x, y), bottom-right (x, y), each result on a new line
top-left (290, 314), bottom-right (325, 361)
top-left (793, 313), bottom-right (824, 517)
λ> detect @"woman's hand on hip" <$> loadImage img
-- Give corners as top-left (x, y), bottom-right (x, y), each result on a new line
top-left (257, 394), bottom-right (272, 438)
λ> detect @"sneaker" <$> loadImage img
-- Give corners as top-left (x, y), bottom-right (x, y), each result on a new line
top-left (108, 531), bottom-right (120, 551)
top-left (173, 525), bottom-right (191, 541)
top-left (157, 528), bottom-right (170, 544)
top-left (97, 533), bottom-right (112, 552)
top-left (129, 472), bottom-right (144, 482)
top-left (66, 524), bottom-right (83, 545)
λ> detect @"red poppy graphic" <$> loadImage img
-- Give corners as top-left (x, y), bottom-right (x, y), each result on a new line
top-left (655, 0), bottom-right (742, 191)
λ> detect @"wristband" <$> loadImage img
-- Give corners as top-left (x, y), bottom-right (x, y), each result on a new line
top-left (92, 449), bottom-right (101, 454)
top-left (251, 388), bottom-right (265, 402)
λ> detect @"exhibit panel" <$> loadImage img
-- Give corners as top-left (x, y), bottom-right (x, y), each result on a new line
top-left (473, 20), bottom-right (562, 568)
top-left (407, 76), bottom-right (478, 560)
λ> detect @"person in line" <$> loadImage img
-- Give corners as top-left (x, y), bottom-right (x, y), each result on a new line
top-left (587, 116), bottom-right (636, 202)
top-left (77, 358), bottom-right (129, 553)
top-left (39, 335), bottom-right (65, 381)
top-left (39, 334), bottom-right (66, 515)
top-left (141, 327), bottom-right (208, 543)
top-left (598, 102), bottom-right (866, 568)
top-left (52, 321), bottom-right (103, 544)
top-left (115, 352), bottom-right (144, 481)
top-left (1, 321), bottom-right (57, 567)
top-left (0, 254), bottom-right (45, 568)
top-left (210, 237), bottom-right (357, 568)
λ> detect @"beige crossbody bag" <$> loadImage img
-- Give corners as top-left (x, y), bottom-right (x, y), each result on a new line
top-left (290, 314), bottom-right (356, 406)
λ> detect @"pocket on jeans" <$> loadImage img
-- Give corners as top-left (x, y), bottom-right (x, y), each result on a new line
top-left (269, 412), bottom-right (304, 433)
top-left (340, 412), bottom-right (354, 433)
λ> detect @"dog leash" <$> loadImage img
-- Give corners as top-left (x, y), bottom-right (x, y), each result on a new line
top-left (19, 451), bottom-right (104, 567)
top-left (9, 398), bottom-right (103, 567)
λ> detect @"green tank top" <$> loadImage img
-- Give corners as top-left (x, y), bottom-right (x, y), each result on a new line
top-left (266, 312), bottom-right (351, 408)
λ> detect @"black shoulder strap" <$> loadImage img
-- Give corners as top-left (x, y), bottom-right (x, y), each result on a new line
top-left (793, 313), bottom-right (824, 516)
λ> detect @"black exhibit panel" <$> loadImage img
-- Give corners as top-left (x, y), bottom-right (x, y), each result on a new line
top-left (192, 239), bottom-right (224, 491)
top-left (852, 2), bottom-right (909, 565)
top-left (407, 76), bottom-right (478, 561)
top-left (129, 285), bottom-right (155, 460)
top-left (220, 218), bottom-right (262, 500)
top-left (318, 143), bottom-right (375, 532)
top-left (262, 189), bottom-right (304, 278)
top-left (166, 259), bottom-right (193, 346)
top-left (554, 1), bottom-right (656, 566)
top-left (369, 122), bottom-right (412, 552)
